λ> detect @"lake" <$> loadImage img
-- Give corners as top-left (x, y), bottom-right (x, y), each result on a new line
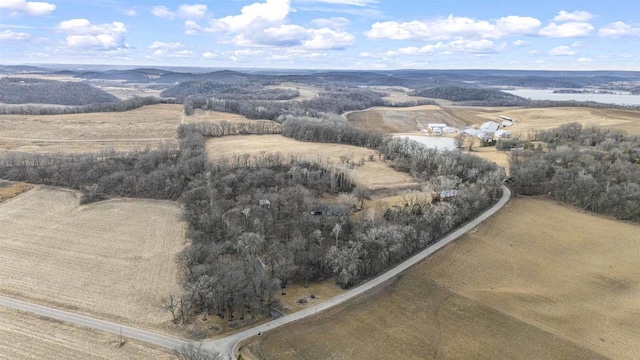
top-left (396, 135), bottom-right (457, 150)
top-left (504, 89), bottom-right (640, 106)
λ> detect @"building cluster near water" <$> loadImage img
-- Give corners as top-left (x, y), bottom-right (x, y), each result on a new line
top-left (423, 115), bottom-right (515, 141)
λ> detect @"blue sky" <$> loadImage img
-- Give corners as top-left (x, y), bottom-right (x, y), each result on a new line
top-left (1, 0), bottom-right (638, 70)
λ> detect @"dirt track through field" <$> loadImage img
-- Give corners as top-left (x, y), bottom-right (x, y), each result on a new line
top-left (0, 187), bottom-right (185, 334)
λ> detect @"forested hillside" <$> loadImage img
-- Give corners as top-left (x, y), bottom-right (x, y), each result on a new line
top-left (161, 81), bottom-right (299, 100)
top-left (0, 78), bottom-right (119, 105)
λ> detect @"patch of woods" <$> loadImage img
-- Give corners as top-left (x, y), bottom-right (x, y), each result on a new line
top-left (507, 122), bottom-right (640, 222)
top-left (170, 129), bottom-right (503, 330)
top-left (183, 85), bottom-right (387, 119)
top-left (410, 85), bottom-right (522, 103)
top-left (161, 81), bottom-right (300, 101)
top-left (0, 96), bottom-right (179, 115)
top-left (0, 77), bottom-right (119, 106)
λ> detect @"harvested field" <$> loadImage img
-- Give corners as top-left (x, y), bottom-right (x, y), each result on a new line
top-left (267, 83), bottom-right (320, 101)
top-left (0, 187), bottom-right (185, 334)
top-left (475, 107), bottom-right (640, 136)
top-left (347, 105), bottom-right (489, 133)
top-left (184, 109), bottom-right (279, 128)
top-left (0, 181), bottom-right (31, 203)
top-left (206, 135), bottom-right (418, 190)
top-left (0, 308), bottom-right (174, 360)
top-left (246, 197), bottom-right (640, 360)
top-left (0, 104), bottom-right (182, 153)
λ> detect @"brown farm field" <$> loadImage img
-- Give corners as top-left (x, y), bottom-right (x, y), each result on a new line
top-left (0, 187), bottom-right (185, 334)
top-left (347, 105), bottom-right (491, 133)
top-left (475, 107), bottom-right (640, 136)
top-left (205, 135), bottom-right (418, 190)
top-left (0, 104), bottom-right (183, 154)
top-left (0, 308), bottom-right (174, 360)
top-left (245, 197), bottom-right (640, 360)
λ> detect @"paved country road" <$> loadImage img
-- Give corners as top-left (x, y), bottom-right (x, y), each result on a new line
top-left (0, 185), bottom-right (511, 358)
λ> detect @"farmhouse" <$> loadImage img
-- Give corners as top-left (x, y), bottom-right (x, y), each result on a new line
top-left (259, 199), bottom-right (271, 209)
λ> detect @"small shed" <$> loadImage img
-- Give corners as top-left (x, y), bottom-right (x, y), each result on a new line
top-left (439, 190), bottom-right (459, 202)
top-left (428, 123), bottom-right (447, 130)
top-left (501, 121), bottom-right (513, 127)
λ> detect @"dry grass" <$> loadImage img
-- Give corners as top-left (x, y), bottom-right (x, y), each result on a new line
top-left (0, 104), bottom-right (182, 154)
top-left (246, 197), bottom-right (640, 360)
top-left (347, 105), bottom-right (489, 133)
top-left (0, 307), bottom-right (174, 360)
top-left (206, 135), bottom-right (418, 190)
top-left (277, 279), bottom-right (344, 313)
top-left (0, 187), bottom-right (185, 334)
top-left (267, 83), bottom-right (320, 101)
top-left (466, 147), bottom-right (510, 175)
top-left (0, 181), bottom-right (32, 203)
top-left (474, 107), bottom-right (640, 136)
top-left (184, 109), bottom-right (278, 130)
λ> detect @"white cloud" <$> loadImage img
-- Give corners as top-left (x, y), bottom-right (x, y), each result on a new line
top-left (448, 39), bottom-right (496, 54)
top-left (124, 9), bottom-right (137, 16)
top-left (209, 0), bottom-right (291, 33)
top-left (549, 45), bottom-right (576, 56)
top-left (186, 0), bottom-right (353, 50)
top-left (0, 0), bottom-right (56, 16)
top-left (311, 0), bottom-right (378, 6)
top-left (599, 21), bottom-right (640, 37)
top-left (58, 19), bottom-right (127, 50)
top-left (178, 4), bottom-right (207, 20)
top-left (496, 16), bottom-right (541, 35)
top-left (366, 15), bottom-right (500, 41)
top-left (0, 29), bottom-right (31, 41)
top-left (152, 6), bottom-right (175, 19)
top-left (148, 41), bottom-right (193, 57)
top-left (202, 51), bottom-right (217, 58)
top-left (577, 57), bottom-right (592, 63)
top-left (233, 24), bottom-right (354, 49)
top-left (153, 4), bottom-right (207, 20)
top-left (554, 10), bottom-right (594, 23)
top-left (513, 39), bottom-right (529, 46)
top-left (540, 22), bottom-right (594, 37)
top-left (311, 17), bottom-right (349, 29)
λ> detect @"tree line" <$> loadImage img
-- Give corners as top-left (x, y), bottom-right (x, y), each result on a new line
top-left (0, 96), bottom-right (179, 115)
top-left (509, 122), bottom-right (640, 221)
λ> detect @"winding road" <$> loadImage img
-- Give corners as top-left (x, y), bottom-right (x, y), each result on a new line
top-left (0, 185), bottom-right (511, 358)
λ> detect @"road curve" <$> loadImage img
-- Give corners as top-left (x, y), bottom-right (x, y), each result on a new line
top-left (0, 185), bottom-right (511, 358)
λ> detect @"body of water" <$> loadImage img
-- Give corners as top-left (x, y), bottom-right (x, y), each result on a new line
top-left (397, 135), bottom-right (457, 150)
top-left (503, 89), bottom-right (640, 106)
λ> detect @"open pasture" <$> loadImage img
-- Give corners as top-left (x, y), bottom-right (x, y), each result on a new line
top-left (206, 135), bottom-right (418, 190)
top-left (0, 187), bottom-right (185, 333)
top-left (0, 104), bottom-right (182, 154)
top-left (246, 197), bottom-right (640, 360)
